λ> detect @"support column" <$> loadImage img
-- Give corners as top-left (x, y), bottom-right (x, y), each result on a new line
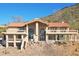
top-left (21, 35), bottom-right (24, 50)
top-left (46, 34), bottom-right (48, 43)
top-left (46, 27), bottom-right (48, 43)
top-left (26, 25), bottom-right (28, 42)
top-left (14, 34), bottom-right (16, 47)
top-left (6, 35), bottom-right (8, 48)
top-left (67, 28), bottom-right (69, 31)
top-left (21, 35), bottom-right (24, 40)
top-left (35, 22), bottom-right (39, 42)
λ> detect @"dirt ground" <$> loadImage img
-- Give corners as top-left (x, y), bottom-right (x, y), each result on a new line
top-left (0, 41), bottom-right (79, 56)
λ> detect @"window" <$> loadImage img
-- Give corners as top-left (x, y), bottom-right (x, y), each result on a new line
top-left (18, 27), bottom-right (25, 32)
top-left (19, 27), bottom-right (24, 30)
top-left (49, 35), bottom-right (55, 40)
top-left (17, 35), bottom-right (21, 39)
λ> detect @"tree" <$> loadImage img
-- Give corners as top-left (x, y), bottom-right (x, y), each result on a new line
top-left (12, 16), bottom-right (24, 22)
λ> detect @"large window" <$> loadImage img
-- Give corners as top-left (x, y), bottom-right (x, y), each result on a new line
top-left (29, 28), bottom-right (34, 39)
top-left (39, 29), bottom-right (46, 41)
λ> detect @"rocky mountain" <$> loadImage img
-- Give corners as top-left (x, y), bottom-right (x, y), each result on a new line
top-left (42, 4), bottom-right (79, 30)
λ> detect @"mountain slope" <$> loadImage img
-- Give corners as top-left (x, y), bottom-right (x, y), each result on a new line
top-left (42, 4), bottom-right (79, 29)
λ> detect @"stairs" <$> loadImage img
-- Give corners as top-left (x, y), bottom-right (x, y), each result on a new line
top-left (21, 36), bottom-right (27, 50)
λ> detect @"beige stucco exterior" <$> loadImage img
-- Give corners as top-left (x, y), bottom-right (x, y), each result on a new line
top-left (2, 20), bottom-right (79, 50)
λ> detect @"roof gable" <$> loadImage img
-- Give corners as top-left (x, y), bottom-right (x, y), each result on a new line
top-left (25, 20), bottom-right (48, 25)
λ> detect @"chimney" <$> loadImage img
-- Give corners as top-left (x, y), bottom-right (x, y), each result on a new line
top-left (62, 21), bottom-right (65, 23)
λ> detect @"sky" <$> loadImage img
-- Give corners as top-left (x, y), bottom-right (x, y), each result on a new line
top-left (0, 3), bottom-right (76, 25)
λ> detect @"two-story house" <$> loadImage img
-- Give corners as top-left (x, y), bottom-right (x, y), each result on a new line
top-left (2, 19), bottom-right (78, 50)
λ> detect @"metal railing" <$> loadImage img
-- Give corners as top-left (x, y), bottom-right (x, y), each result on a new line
top-left (46, 30), bottom-right (78, 34)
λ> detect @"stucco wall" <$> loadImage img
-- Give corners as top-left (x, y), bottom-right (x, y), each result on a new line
top-left (6, 27), bottom-right (26, 33)
top-left (6, 28), bottom-right (19, 32)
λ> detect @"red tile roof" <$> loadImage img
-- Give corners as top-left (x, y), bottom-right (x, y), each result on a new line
top-left (7, 20), bottom-right (69, 28)
top-left (25, 20), bottom-right (48, 25)
top-left (48, 22), bottom-right (69, 27)
top-left (8, 22), bottom-right (25, 27)
top-left (8, 20), bottom-right (48, 27)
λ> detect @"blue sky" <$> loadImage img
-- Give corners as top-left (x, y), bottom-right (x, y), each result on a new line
top-left (0, 3), bottom-right (75, 25)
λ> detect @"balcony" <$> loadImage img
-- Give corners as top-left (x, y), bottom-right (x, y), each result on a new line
top-left (3, 30), bottom-right (26, 34)
top-left (46, 30), bottom-right (78, 34)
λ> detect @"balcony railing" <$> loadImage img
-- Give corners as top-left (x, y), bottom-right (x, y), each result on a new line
top-left (17, 30), bottom-right (25, 32)
top-left (46, 30), bottom-right (78, 34)
top-left (3, 30), bottom-right (26, 34)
